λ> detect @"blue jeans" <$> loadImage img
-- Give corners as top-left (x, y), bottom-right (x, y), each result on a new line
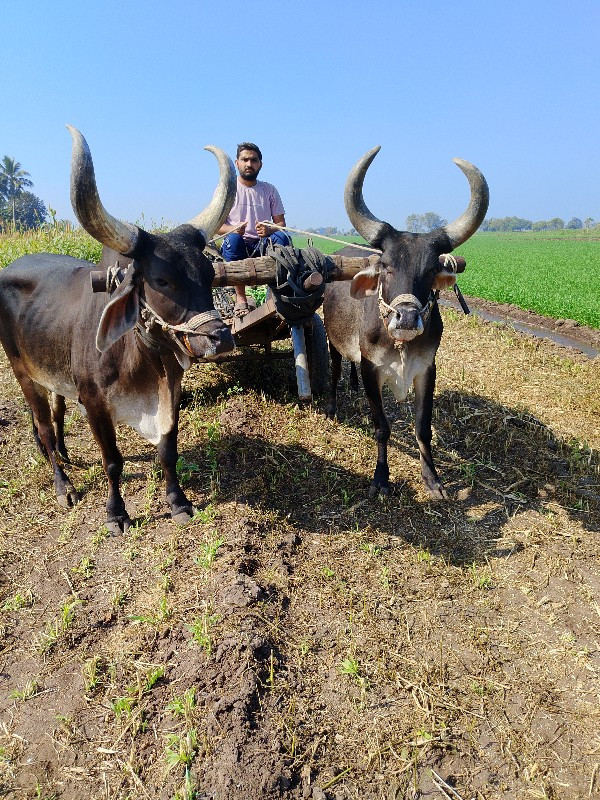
top-left (221, 230), bottom-right (291, 261)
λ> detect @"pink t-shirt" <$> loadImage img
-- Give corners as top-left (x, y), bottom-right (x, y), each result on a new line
top-left (225, 179), bottom-right (285, 241)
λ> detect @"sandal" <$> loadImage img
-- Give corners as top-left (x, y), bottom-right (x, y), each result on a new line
top-left (234, 301), bottom-right (250, 318)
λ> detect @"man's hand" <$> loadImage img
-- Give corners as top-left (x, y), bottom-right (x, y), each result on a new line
top-left (233, 222), bottom-right (247, 236)
top-left (256, 222), bottom-right (272, 238)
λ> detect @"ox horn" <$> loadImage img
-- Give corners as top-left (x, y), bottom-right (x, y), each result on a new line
top-left (344, 145), bottom-right (387, 247)
top-left (67, 125), bottom-right (140, 256)
top-left (186, 146), bottom-right (237, 241)
top-left (443, 158), bottom-right (489, 248)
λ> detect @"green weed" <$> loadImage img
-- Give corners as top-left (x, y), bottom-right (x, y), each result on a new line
top-left (165, 728), bottom-right (198, 769)
top-left (2, 590), bottom-right (33, 611)
top-left (167, 687), bottom-right (197, 721)
top-left (10, 679), bottom-right (39, 701)
top-left (194, 534), bottom-right (224, 570)
top-left (34, 599), bottom-right (82, 654)
top-left (187, 612), bottom-right (220, 654)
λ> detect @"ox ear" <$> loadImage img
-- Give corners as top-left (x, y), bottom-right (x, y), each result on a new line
top-left (350, 266), bottom-right (380, 299)
top-left (95, 266), bottom-right (140, 352)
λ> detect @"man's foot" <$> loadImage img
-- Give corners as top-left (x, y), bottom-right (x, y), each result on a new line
top-left (234, 301), bottom-right (250, 318)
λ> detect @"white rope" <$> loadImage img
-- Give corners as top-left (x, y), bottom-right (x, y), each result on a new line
top-left (378, 281), bottom-right (423, 319)
top-left (377, 278), bottom-right (437, 329)
top-left (442, 253), bottom-right (459, 272)
top-left (139, 298), bottom-right (220, 335)
top-left (210, 221), bottom-right (380, 254)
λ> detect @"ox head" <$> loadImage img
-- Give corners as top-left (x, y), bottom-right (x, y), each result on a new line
top-left (66, 125), bottom-right (236, 365)
top-left (345, 147), bottom-right (489, 342)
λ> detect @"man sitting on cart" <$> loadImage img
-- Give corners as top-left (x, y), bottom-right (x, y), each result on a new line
top-left (217, 142), bottom-right (291, 317)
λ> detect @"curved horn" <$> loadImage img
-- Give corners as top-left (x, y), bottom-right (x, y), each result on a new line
top-left (67, 125), bottom-right (140, 256)
top-left (187, 146), bottom-right (237, 241)
top-left (344, 145), bottom-right (387, 246)
top-left (443, 159), bottom-right (489, 248)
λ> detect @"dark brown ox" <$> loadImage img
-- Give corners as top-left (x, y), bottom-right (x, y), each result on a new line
top-left (323, 147), bottom-right (489, 499)
top-left (0, 127), bottom-right (237, 533)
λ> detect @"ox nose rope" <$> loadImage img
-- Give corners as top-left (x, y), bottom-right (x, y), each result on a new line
top-left (138, 299), bottom-right (222, 358)
top-left (377, 280), bottom-right (438, 329)
top-left (139, 300), bottom-right (221, 336)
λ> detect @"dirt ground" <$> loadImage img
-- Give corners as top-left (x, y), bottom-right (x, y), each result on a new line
top-left (0, 303), bottom-right (599, 800)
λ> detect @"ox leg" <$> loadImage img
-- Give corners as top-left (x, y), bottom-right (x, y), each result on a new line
top-left (361, 360), bottom-right (391, 497)
top-left (325, 341), bottom-right (343, 419)
top-left (157, 422), bottom-right (195, 526)
top-left (50, 392), bottom-right (70, 462)
top-left (85, 409), bottom-right (131, 534)
top-left (16, 374), bottom-right (79, 508)
top-left (413, 364), bottom-right (448, 500)
top-left (349, 362), bottom-right (359, 392)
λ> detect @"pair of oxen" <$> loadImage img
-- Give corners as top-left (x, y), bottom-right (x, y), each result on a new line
top-left (0, 127), bottom-right (488, 533)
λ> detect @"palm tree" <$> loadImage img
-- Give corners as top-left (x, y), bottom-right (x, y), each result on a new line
top-left (0, 156), bottom-right (33, 229)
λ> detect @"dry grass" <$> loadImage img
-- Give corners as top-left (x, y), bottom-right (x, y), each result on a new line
top-left (0, 310), bottom-right (598, 800)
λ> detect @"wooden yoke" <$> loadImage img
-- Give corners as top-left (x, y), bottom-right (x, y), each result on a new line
top-left (91, 253), bottom-right (382, 293)
top-left (209, 253), bottom-right (381, 287)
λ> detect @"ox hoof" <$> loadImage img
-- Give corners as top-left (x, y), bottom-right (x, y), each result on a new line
top-left (172, 508), bottom-right (195, 526)
top-left (324, 407), bottom-right (337, 421)
top-left (426, 484), bottom-right (449, 501)
top-left (368, 483), bottom-right (390, 499)
top-left (57, 486), bottom-right (80, 509)
top-left (105, 517), bottom-right (132, 536)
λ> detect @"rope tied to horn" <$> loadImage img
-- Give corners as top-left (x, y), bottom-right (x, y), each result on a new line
top-left (441, 253), bottom-right (459, 273)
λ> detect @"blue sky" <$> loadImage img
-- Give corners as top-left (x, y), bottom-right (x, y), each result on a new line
top-left (2, 0), bottom-right (599, 232)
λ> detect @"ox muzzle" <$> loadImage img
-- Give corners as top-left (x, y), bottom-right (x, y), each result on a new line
top-left (378, 285), bottom-right (437, 343)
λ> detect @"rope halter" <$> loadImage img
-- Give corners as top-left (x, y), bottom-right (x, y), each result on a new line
top-left (106, 261), bottom-right (222, 359)
top-left (138, 299), bottom-right (222, 358)
top-left (377, 278), bottom-right (438, 331)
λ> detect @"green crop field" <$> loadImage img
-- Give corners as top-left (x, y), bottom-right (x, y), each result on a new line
top-left (293, 231), bottom-right (600, 328)
top-left (455, 233), bottom-right (600, 328)
top-left (1, 228), bottom-right (598, 328)
top-left (0, 225), bottom-right (102, 268)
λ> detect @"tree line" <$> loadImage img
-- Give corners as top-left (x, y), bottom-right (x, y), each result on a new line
top-left (2, 155), bottom-right (597, 236)
top-left (404, 212), bottom-right (597, 233)
top-left (0, 156), bottom-right (48, 232)
top-left (480, 216), bottom-right (597, 232)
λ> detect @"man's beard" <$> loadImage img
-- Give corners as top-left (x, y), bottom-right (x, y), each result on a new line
top-left (241, 167), bottom-right (259, 180)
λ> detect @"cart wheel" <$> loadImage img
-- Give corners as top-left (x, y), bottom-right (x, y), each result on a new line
top-left (305, 314), bottom-right (329, 396)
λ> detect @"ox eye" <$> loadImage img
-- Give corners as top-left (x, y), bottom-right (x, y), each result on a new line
top-left (154, 277), bottom-right (171, 289)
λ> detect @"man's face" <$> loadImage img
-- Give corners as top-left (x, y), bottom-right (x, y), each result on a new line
top-left (236, 150), bottom-right (262, 181)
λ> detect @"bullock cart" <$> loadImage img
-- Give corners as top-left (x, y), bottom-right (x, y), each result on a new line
top-left (205, 245), bottom-right (381, 401)
top-left (92, 244), bottom-right (378, 402)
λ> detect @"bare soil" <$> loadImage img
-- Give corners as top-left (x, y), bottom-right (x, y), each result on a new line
top-left (0, 307), bottom-right (599, 800)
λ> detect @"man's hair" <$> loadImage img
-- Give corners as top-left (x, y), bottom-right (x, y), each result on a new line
top-left (236, 142), bottom-right (262, 161)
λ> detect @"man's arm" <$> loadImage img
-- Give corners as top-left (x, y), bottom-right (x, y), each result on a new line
top-left (217, 221), bottom-right (247, 236)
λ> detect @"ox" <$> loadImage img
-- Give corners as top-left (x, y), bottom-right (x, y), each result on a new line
top-left (0, 126), bottom-right (237, 533)
top-left (323, 147), bottom-right (489, 499)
